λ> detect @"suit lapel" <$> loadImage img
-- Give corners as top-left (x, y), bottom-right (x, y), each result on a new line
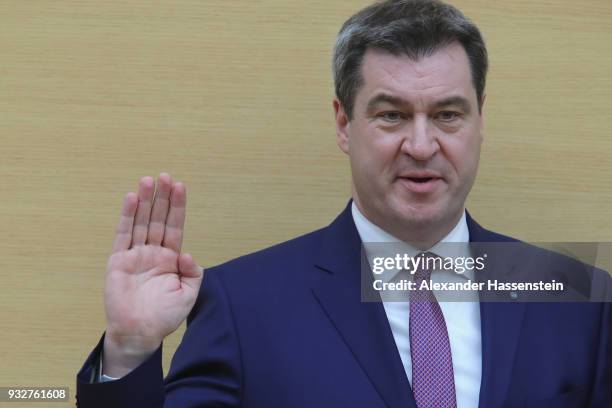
top-left (311, 203), bottom-right (416, 408)
top-left (467, 212), bottom-right (527, 408)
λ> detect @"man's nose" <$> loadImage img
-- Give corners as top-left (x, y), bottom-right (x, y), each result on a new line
top-left (400, 115), bottom-right (440, 161)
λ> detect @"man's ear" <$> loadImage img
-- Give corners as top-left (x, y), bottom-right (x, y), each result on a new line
top-left (333, 99), bottom-right (350, 155)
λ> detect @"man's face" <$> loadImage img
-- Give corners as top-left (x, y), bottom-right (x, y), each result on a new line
top-left (334, 42), bottom-right (484, 244)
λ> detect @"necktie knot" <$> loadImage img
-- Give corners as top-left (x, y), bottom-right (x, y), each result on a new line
top-left (412, 251), bottom-right (438, 282)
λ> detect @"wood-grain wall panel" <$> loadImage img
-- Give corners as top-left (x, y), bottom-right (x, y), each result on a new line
top-left (1, 1), bottom-right (610, 405)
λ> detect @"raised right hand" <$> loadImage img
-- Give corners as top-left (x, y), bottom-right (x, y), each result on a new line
top-left (102, 173), bottom-right (203, 377)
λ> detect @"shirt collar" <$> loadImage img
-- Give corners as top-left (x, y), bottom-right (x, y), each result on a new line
top-left (351, 201), bottom-right (474, 281)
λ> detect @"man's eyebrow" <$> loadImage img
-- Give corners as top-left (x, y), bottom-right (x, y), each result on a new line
top-left (431, 96), bottom-right (472, 113)
top-left (365, 93), bottom-right (409, 113)
top-left (365, 93), bottom-right (472, 114)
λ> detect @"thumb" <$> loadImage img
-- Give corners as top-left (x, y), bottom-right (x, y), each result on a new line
top-left (178, 253), bottom-right (204, 285)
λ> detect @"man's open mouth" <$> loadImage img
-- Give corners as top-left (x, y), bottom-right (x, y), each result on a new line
top-left (397, 175), bottom-right (442, 193)
top-left (406, 177), bottom-right (436, 183)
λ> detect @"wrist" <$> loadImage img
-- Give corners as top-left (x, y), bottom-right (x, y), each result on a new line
top-left (102, 331), bottom-right (161, 378)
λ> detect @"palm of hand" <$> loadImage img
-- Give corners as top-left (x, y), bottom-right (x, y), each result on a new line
top-left (106, 245), bottom-right (196, 341)
top-left (104, 174), bottom-right (203, 349)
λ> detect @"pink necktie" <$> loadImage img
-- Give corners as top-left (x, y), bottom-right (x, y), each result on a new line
top-left (409, 253), bottom-right (457, 408)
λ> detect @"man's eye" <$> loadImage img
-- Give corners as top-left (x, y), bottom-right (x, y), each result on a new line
top-left (378, 111), bottom-right (403, 122)
top-left (436, 111), bottom-right (460, 122)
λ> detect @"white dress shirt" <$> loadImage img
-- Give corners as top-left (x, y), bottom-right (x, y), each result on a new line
top-left (351, 202), bottom-right (482, 408)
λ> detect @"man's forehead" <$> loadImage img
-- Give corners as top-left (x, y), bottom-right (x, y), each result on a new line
top-left (358, 43), bottom-right (475, 102)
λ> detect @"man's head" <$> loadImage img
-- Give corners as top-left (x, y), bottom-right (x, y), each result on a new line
top-left (332, 0), bottom-right (488, 247)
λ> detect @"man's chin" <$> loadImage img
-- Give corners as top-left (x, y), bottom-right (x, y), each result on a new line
top-left (391, 199), bottom-right (443, 222)
top-left (392, 199), bottom-right (465, 234)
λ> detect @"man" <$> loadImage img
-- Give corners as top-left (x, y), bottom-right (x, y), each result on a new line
top-left (76, 0), bottom-right (611, 407)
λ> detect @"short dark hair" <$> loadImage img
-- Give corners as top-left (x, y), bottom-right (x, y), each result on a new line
top-left (332, 0), bottom-right (488, 120)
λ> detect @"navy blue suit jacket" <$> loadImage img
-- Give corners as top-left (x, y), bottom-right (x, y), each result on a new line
top-left (76, 203), bottom-right (611, 407)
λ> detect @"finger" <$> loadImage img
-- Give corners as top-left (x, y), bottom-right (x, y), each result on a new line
top-left (131, 176), bottom-right (155, 246)
top-left (111, 192), bottom-right (138, 253)
top-left (178, 253), bottom-right (204, 290)
top-left (162, 182), bottom-right (186, 253)
top-left (146, 172), bottom-right (173, 246)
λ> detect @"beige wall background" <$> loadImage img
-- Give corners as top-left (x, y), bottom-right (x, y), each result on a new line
top-left (1, 0), bottom-right (610, 406)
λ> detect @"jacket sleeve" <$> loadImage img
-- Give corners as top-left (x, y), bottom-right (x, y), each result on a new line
top-left (76, 268), bottom-right (243, 407)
